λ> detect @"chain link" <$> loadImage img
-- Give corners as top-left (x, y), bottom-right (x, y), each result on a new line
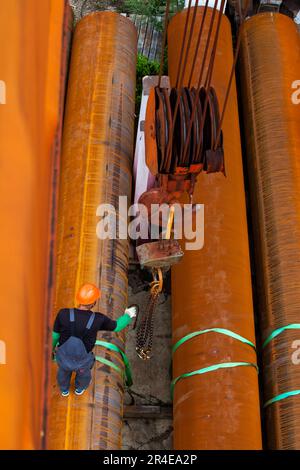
top-left (136, 270), bottom-right (163, 360)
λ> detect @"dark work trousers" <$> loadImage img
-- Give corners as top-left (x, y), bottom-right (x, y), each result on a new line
top-left (57, 354), bottom-right (95, 392)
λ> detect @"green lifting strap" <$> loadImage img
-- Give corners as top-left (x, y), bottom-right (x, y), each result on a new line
top-left (262, 325), bottom-right (300, 407)
top-left (171, 361), bottom-right (258, 399)
top-left (172, 328), bottom-right (256, 355)
top-left (263, 324), bottom-right (300, 348)
top-left (95, 340), bottom-right (133, 387)
top-left (264, 390), bottom-right (300, 408)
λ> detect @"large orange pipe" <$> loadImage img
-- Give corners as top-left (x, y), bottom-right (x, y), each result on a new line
top-left (239, 13), bottom-right (300, 449)
top-left (168, 7), bottom-right (262, 449)
top-left (46, 12), bottom-right (137, 450)
top-left (0, 0), bottom-right (71, 449)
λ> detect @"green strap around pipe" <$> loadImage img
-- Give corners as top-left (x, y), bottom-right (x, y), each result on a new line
top-left (95, 340), bottom-right (133, 387)
top-left (171, 362), bottom-right (258, 399)
top-left (264, 390), bottom-right (300, 408)
top-left (171, 328), bottom-right (258, 398)
top-left (262, 324), bottom-right (300, 407)
top-left (172, 327), bottom-right (256, 355)
top-left (262, 323), bottom-right (300, 348)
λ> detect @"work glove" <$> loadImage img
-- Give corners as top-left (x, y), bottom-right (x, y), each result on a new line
top-left (125, 305), bottom-right (138, 318)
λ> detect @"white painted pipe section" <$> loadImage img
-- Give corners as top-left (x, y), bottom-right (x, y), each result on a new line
top-left (133, 76), bottom-right (170, 204)
top-left (184, 0), bottom-right (227, 12)
top-left (295, 10), bottom-right (300, 25)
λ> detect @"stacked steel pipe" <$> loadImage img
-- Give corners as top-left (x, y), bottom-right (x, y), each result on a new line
top-left (239, 12), bottom-right (300, 449)
top-left (168, 7), bottom-right (262, 449)
top-left (0, 0), bottom-right (71, 450)
top-left (46, 12), bottom-right (136, 450)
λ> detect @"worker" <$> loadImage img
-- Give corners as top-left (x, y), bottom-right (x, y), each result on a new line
top-left (52, 283), bottom-right (137, 397)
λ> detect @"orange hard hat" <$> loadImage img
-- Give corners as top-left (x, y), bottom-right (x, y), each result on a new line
top-left (76, 283), bottom-right (101, 305)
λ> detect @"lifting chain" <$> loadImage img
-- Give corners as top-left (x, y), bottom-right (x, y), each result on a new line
top-left (136, 268), bottom-right (163, 360)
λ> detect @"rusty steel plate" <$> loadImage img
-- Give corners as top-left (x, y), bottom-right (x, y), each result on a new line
top-left (145, 86), bottom-right (158, 176)
top-left (136, 240), bottom-right (184, 269)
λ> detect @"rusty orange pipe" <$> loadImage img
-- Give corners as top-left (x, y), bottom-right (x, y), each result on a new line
top-left (239, 12), bottom-right (300, 449)
top-left (46, 12), bottom-right (137, 450)
top-left (168, 7), bottom-right (262, 449)
top-left (0, 0), bottom-right (71, 449)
